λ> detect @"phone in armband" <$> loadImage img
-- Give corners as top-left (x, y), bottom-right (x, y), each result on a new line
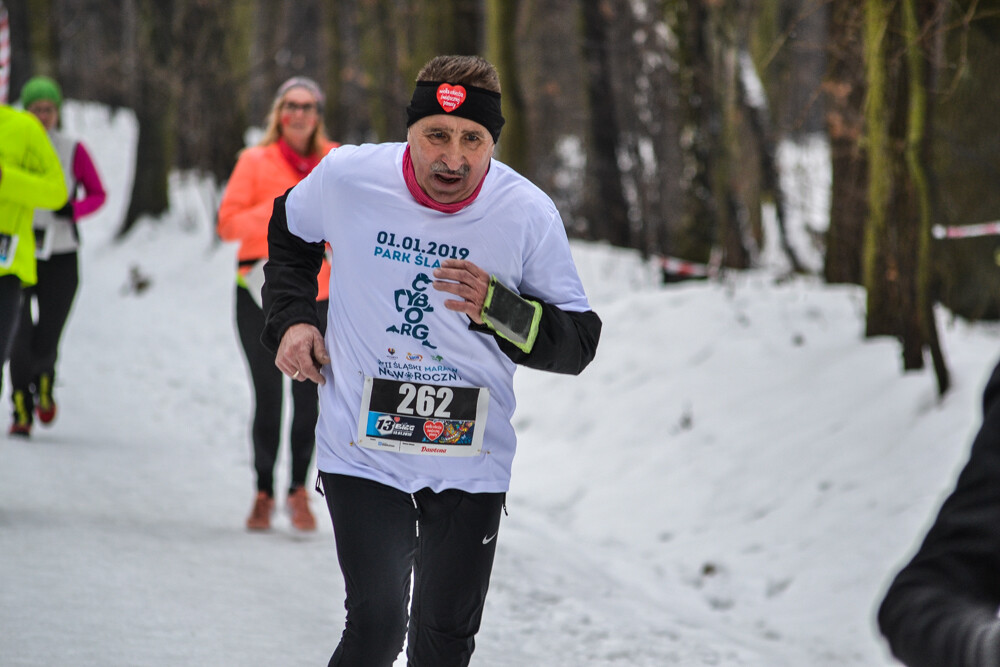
top-left (481, 277), bottom-right (541, 351)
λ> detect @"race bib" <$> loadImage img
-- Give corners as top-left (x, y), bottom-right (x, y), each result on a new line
top-left (357, 377), bottom-right (489, 457)
top-left (0, 233), bottom-right (17, 269)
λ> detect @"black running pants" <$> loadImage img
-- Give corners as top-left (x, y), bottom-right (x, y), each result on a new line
top-left (320, 472), bottom-right (505, 667)
top-left (9, 251), bottom-right (79, 392)
top-left (0, 274), bottom-right (24, 394)
top-left (235, 285), bottom-right (327, 496)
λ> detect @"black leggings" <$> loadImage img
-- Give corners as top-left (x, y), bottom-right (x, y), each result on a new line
top-left (0, 274), bottom-right (25, 394)
top-left (235, 286), bottom-right (328, 496)
top-left (9, 252), bottom-right (79, 393)
top-left (321, 472), bottom-right (505, 667)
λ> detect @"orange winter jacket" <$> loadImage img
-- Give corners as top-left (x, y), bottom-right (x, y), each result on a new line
top-left (217, 140), bottom-right (336, 301)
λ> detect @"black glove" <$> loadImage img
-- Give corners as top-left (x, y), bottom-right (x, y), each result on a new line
top-left (53, 203), bottom-right (74, 220)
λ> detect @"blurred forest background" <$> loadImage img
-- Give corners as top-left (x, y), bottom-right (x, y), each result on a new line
top-left (5, 0), bottom-right (1000, 389)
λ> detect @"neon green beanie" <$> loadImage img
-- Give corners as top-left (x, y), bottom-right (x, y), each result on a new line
top-left (20, 76), bottom-right (63, 110)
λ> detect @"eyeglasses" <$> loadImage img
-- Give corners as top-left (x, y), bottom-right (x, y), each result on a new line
top-left (27, 102), bottom-right (59, 115)
top-left (282, 101), bottom-right (318, 114)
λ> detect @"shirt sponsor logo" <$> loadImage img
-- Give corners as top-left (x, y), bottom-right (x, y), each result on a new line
top-left (374, 415), bottom-right (417, 438)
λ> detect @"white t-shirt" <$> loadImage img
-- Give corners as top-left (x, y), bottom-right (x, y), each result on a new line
top-left (33, 131), bottom-right (78, 257)
top-left (285, 142), bottom-right (591, 493)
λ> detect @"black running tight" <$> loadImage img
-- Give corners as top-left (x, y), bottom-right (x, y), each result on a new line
top-left (235, 285), bottom-right (328, 496)
top-left (9, 251), bottom-right (79, 393)
top-left (0, 274), bottom-right (24, 395)
top-left (321, 472), bottom-right (505, 667)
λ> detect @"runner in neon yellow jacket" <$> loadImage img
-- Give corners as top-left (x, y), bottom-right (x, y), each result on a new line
top-left (0, 104), bottom-right (67, 284)
top-left (0, 104), bottom-right (68, 395)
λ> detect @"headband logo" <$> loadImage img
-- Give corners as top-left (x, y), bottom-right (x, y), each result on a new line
top-left (436, 84), bottom-right (466, 113)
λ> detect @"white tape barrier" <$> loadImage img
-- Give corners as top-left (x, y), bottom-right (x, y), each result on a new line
top-left (932, 222), bottom-right (1000, 240)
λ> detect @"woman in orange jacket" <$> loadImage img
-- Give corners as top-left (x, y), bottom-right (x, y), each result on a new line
top-left (217, 76), bottom-right (337, 532)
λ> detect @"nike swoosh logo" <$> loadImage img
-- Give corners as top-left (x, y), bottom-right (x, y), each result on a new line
top-left (482, 533), bottom-right (498, 545)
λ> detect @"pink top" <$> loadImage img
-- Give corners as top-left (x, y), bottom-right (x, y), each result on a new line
top-left (68, 142), bottom-right (106, 220)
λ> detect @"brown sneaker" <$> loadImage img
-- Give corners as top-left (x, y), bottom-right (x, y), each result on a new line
top-left (286, 487), bottom-right (317, 532)
top-left (246, 491), bottom-right (274, 531)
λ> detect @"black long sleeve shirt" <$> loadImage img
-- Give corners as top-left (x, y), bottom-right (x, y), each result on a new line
top-left (878, 358), bottom-right (1000, 666)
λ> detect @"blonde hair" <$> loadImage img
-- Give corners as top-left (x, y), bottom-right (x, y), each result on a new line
top-left (258, 86), bottom-right (330, 156)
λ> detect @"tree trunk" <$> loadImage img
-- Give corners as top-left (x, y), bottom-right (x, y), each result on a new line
top-left (823, 0), bottom-right (868, 285)
top-left (8, 0), bottom-right (38, 95)
top-left (739, 46), bottom-right (803, 273)
top-left (669, 0), bottom-right (717, 263)
top-left (173, 0), bottom-right (246, 182)
top-left (862, 0), bottom-right (896, 338)
top-left (412, 0), bottom-right (483, 57)
top-left (359, 0), bottom-right (411, 142)
top-left (863, 0), bottom-right (949, 388)
top-left (616, 0), bottom-right (683, 260)
top-left (248, 1), bottom-right (329, 128)
top-left (671, 0), bottom-right (757, 270)
top-left (508, 0), bottom-right (587, 232)
top-left (580, 0), bottom-right (630, 247)
top-left (487, 0), bottom-right (528, 174)
top-left (329, 0), bottom-right (372, 144)
top-left (122, 0), bottom-right (175, 235)
top-left (905, 0), bottom-right (949, 393)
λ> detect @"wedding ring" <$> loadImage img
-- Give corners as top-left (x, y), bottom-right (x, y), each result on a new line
top-left (292, 370), bottom-right (300, 379)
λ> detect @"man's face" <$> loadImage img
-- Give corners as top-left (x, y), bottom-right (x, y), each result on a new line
top-left (407, 115), bottom-right (495, 204)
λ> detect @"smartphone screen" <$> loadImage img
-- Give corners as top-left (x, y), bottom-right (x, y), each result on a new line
top-left (485, 280), bottom-right (536, 345)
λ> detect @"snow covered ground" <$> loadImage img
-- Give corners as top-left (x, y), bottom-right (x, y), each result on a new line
top-left (3, 102), bottom-right (999, 666)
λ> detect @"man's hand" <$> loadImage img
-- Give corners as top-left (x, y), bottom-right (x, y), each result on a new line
top-left (276, 322), bottom-right (330, 384)
top-left (432, 259), bottom-right (491, 324)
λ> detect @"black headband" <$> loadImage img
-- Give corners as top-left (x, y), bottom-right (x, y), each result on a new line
top-left (406, 81), bottom-right (505, 143)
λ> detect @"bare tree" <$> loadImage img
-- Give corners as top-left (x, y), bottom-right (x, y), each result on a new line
top-left (580, 0), bottom-right (632, 247)
top-left (173, 0), bottom-right (246, 182)
top-left (121, 0), bottom-right (176, 234)
top-left (863, 0), bottom-right (948, 391)
top-left (507, 0), bottom-right (588, 232)
top-left (486, 0), bottom-right (528, 174)
top-left (823, 0), bottom-right (868, 285)
top-left (668, 0), bottom-right (766, 271)
top-left (7, 0), bottom-right (37, 94)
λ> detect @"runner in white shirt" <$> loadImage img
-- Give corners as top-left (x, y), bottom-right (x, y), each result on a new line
top-left (262, 55), bottom-right (601, 667)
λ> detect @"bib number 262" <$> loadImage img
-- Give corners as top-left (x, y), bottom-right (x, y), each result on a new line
top-left (396, 382), bottom-right (454, 418)
top-left (358, 377), bottom-right (489, 456)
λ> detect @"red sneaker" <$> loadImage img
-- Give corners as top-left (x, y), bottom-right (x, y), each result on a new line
top-left (36, 373), bottom-right (57, 424)
top-left (286, 487), bottom-right (317, 532)
top-left (9, 423), bottom-right (31, 437)
top-left (246, 491), bottom-right (275, 531)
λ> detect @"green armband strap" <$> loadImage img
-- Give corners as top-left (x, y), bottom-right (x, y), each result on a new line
top-left (480, 276), bottom-right (543, 354)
